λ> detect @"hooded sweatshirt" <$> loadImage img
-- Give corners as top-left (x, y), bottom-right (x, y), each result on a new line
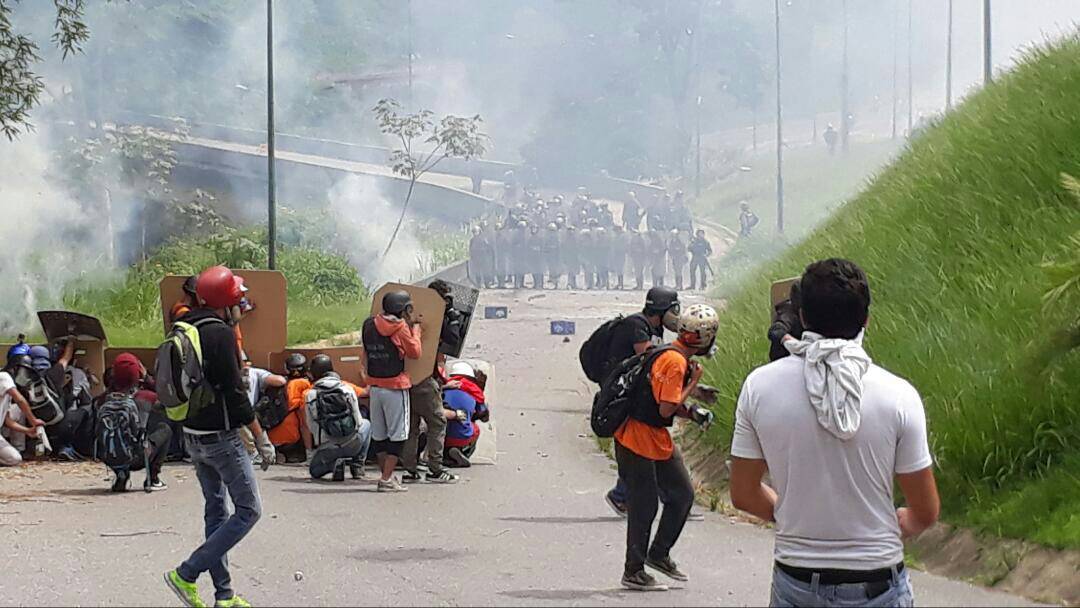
top-left (366, 314), bottom-right (423, 390)
top-left (784, 330), bottom-right (871, 440)
top-left (304, 372), bottom-right (363, 447)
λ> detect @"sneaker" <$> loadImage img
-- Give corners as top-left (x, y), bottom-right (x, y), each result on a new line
top-left (348, 463), bottom-right (366, 480)
top-left (604, 491), bottom-right (628, 518)
top-left (621, 569), bottom-right (668, 592)
top-left (145, 478), bottom-right (168, 492)
top-left (645, 556), bottom-right (689, 582)
top-left (426, 470), bottom-right (459, 484)
top-left (401, 470), bottom-right (423, 484)
top-left (445, 447), bottom-right (471, 468)
top-left (57, 446), bottom-right (81, 462)
top-left (686, 509), bottom-right (705, 522)
top-left (111, 470), bottom-right (130, 493)
top-left (377, 478), bottom-right (408, 493)
top-left (332, 465), bottom-right (346, 482)
top-left (214, 595), bottom-right (251, 608)
top-left (164, 570), bottom-right (206, 607)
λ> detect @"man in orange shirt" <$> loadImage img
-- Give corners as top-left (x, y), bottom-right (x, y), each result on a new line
top-left (361, 291), bottom-right (423, 493)
top-left (615, 304), bottom-right (719, 592)
top-left (267, 353), bottom-right (312, 462)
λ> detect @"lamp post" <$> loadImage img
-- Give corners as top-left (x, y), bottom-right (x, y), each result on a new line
top-left (266, 0), bottom-right (277, 269)
top-left (983, 0), bottom-right (992, 85)
top-left (946, 0), bottom-right (954, 109)
top-left (774, 0), bottom-right (784, 234)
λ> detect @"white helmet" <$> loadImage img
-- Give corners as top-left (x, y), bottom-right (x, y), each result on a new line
top-left (677, 304), bottom-right (719, 351)
top-left (447, 360), bottom-right (475, 379)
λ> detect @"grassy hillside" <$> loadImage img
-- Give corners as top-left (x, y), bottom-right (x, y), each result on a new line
top-left (698, 38), bottom-right (1080, 548)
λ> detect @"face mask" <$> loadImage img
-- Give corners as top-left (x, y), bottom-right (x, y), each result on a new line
top-left (662, 308), bottom-right (680, 332)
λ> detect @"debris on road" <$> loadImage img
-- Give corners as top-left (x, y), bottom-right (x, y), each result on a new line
top-left (550, 320), bottom-right (576, 335)
top-left (294, 571), bottom-right (304, 582)
top-left (484, 306), bottom-right (508, 319)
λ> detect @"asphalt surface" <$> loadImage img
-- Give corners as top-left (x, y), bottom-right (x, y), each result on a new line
top-left (0, 289), bottom-right (1042, 607)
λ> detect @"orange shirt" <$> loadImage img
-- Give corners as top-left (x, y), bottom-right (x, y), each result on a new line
top-left (614, 348), bottom-right (689, 461)
top-left (267, 378), bottom-right (312, 446)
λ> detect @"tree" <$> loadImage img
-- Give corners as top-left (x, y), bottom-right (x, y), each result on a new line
top-left (373, 98), bottom-right (486, 257)
top-left (0, 0), bottom-right (91, 140)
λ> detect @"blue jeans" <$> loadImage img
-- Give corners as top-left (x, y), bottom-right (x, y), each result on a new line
top-left (769, 564), bottom-right (914, 607)
top-left (177, 430), bottom-right (263, 601)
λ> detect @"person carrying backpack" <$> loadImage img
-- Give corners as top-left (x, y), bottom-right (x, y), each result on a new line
top-left (95, 353), bottom-right (172, 492)
top-left (304, 355), bottom-right (371, 482)
top-left (613, 304), bottom-right (719, 591)
top-left (163, 265), bottom-right (275, 608)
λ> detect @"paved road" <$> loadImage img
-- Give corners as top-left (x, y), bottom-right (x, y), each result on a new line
top-left (0, 289), bottom-right (1039, 607)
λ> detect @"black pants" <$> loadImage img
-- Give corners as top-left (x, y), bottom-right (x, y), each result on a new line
top-left (615, 440), bottom-right (694, 576)
top-left (47, 406), bottom-right (95, 457)
top-left (689, 259), bottom-right (708, 290)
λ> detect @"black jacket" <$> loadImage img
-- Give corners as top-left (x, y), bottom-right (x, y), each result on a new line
top-left (178, 308), bottom-right (254, 431)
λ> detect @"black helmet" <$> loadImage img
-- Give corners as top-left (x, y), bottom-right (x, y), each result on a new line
top-left (285, 353), bottom-right (308, 373)
top-left (309, 354), bottom-right (334, 379)
top-left (644, 286), bottom-right (680, 314)
top-left (4, 353), bottom-right (31, 372)
top-left (382, 290), bottom-right (413, 316)
top-left (182, 275), bottom-right (199, 297)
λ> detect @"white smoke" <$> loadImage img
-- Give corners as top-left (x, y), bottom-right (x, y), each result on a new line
top-left (327, 174), bottom-right (431, 287)
top-left (0, 127), bottom-right (124, 336)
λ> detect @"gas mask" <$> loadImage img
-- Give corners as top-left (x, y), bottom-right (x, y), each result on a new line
top-left (661, 305), bottom-right (681, 333)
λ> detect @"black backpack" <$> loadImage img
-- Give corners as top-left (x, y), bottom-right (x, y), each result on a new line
top-left (314, 385), bottom-right (357, 441)
top-left (590, 345), bottom-right (675, 438)
top-left (254, 385), bottom-right (289, 430)
top-left (95, 393), bottom-right (142, 469)
top-left (579, 315), bottom-right (625, 383)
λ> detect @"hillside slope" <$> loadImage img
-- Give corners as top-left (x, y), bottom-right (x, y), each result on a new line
top-left (700, 37), bottom-right (1080, 547)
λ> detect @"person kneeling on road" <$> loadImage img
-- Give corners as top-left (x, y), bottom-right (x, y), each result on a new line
top-left (441, 361), bottom-right (489, 468)
top-left (95, 353), bottom-right (172, 492)
top-left (615, 304), bottom-right (719, 592)
top-left (0, 358), bottom-right (43, 466)
top-left (266, 353), bottom-right (312, 463)
top-left (305, 355), bottom-right (371, 482)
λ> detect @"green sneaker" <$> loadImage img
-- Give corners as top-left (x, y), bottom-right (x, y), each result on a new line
top-left (163, 569), bottom-right (205, 607)
top-left (214, 596), bottom-right (252, 607)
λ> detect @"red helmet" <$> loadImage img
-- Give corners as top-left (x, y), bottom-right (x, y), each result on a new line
top-left (196, 266), bottom-right (247, 308)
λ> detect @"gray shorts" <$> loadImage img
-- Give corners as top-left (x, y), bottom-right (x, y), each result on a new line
top-left (369, 386), bottom-right (410, 442)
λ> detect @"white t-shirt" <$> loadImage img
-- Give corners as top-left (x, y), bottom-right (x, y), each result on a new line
top-left (245, 367), bottom-right (273, 406)
top-left (731, 355), bottom-right (933, 570)
top-left (0, 372), bottom-right (15, 422)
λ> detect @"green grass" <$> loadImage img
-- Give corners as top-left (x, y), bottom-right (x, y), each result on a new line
top-left (695, 37), bottom-right (1080, 548)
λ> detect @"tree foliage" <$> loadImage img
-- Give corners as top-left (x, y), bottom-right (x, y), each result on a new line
top-left (0, 0), bottom-right (93, 139)
top-left (373, 98), bottom-right (487, 256)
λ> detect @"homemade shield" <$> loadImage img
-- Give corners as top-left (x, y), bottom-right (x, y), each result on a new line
top-left (419, 279), bottom-right (479, 358)
top-left (37, 311), bottom-right (108, 396)
top-left (370, 283), bottom-right (445, 384)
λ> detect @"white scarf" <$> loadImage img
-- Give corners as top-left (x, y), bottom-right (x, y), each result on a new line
top-left (784, 330), bottom-right (872, 440)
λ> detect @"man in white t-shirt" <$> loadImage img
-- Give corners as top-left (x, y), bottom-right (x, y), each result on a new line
top-left (241, 360), bottom-right (287, 460)
top-left (729, 259), bottom-right (940, 608)
top-left (0, 368), bottom-right (43, 466)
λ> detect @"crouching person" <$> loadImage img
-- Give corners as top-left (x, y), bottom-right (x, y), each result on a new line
top-left (96, 354), bottom-right (173, 492)
top-left (0, 361), bottom-right (42, 466)
top-left (305, 355), bottom-right (371, 482)
top-left (441, 361), bottom-right (488, 468)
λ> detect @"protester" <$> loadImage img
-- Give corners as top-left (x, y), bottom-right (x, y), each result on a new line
top-left (687, 229), bottom-right (713, 291)
top-left (362, 290), bottom-right (423, 493)
top-left (169, 275), bottom-right (199, 323)
top-left (96, 353), bottom-right (172, 492)
top-left (767, 280), bottom-right (804, 362)
top-left (615, 304), bottom-right (719, 591)
top-left (242, 358), bottom-right (286, 462)
top-left (729, 259), bottom-right (939, 607)
top-left (441, 360), bottom-right (488, 468)
top-left (304, 355), bottom-right (371, 481)
top-left (164, 265), bottom-right (276, 608)
top-left (266, 353), bottom-right (311, 463)
top-left (0, 358), bottom-right (42, 466)
top-left (738, 201), bottom-right (760, 238)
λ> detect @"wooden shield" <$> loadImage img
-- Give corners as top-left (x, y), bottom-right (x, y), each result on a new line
top-left (369, 283), bottom-right (445, 384)
top-left (37, 311), bottom-right (108, 396)
top-left (160, 270), bottom-right (288, 369)
top-left (770, 276), bottom-right (800, 308)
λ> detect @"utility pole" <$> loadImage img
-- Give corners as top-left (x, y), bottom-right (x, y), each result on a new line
top-left (983, 0), bottom-right (992, 85)
top-left (774, 0), bottom-right (784, 233)
top-left (695, 96), bottom-right (703, 197)
top-left (946, 0), bottom-right (954, 109)
top-left (906, 0), bottom-right (913, 135)
top-left (891, 0), bottom-right (898, 139)
top-left (266, 0), bottom-right (277, 270)
top-left (840, 0), bottom-right (849, 153)
top-left (407, 0), bottom-right (414, 108)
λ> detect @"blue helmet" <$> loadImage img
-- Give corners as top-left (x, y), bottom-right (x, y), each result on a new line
top-left (6, 343), bottom-right (30, 360)
top-left (28, 345), bottom-right (52, 372)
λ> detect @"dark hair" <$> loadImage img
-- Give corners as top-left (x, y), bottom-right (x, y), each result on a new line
top-left (799, 259), bottom-right (871, 339)
top-left (428, 279), bottom-right (452, 299)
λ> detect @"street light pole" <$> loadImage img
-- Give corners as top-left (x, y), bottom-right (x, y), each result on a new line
top-left (840, 0), bottom-right (849, 153)
top-left (983, 0), bottom-right (992, 85)
top-left (266, 0), bottom-right (277, 270)
top-left (906, 0), bottom-right (913, 135)
top-left (891, 0), bottom-right (898, 140)
top-left (774, 0), bottom-right (784, 234)
top-left (946, 0), bottom-right (954, 109)
top-left (407, 0), bottom-right (414, 108)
